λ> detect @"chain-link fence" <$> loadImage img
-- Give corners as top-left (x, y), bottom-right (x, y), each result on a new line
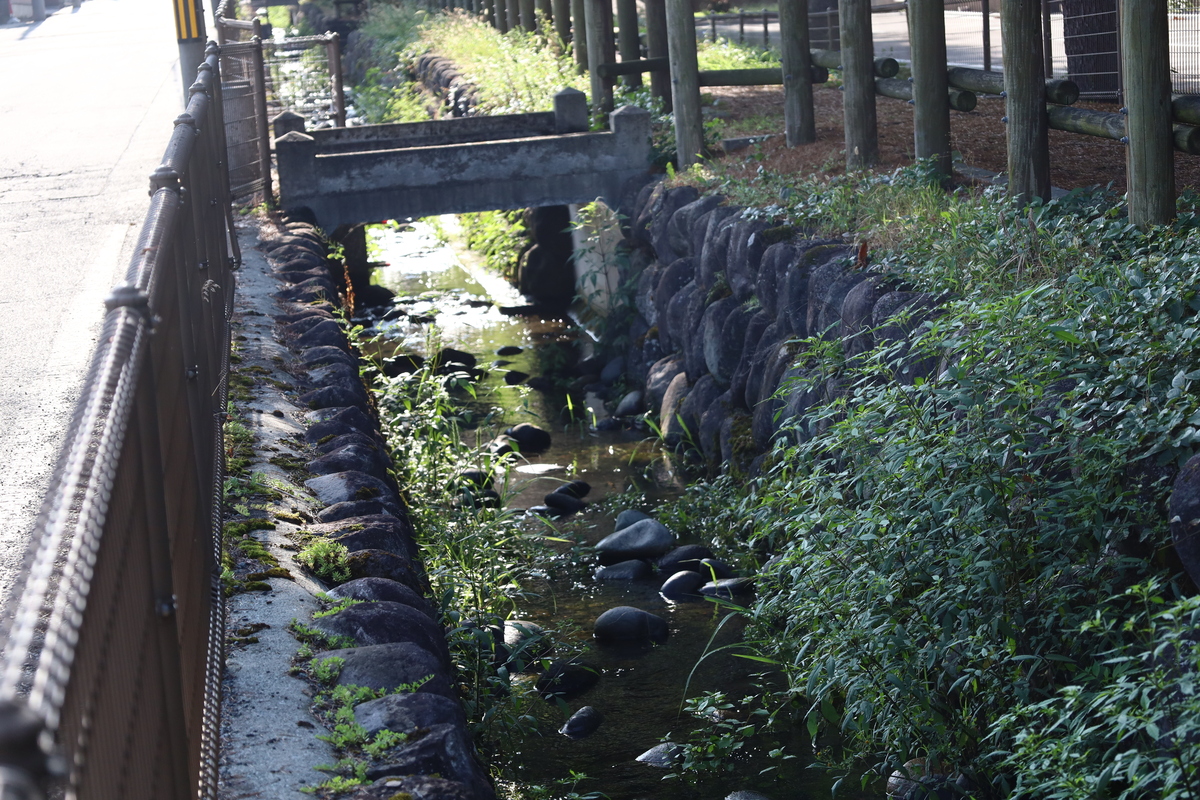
top-left (0, 45), bottom-right (235, 800)
top-left (265, 35), bottom-right (347, 129)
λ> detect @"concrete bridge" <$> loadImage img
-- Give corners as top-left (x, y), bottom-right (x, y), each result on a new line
top-left (273, 88), bottom-right (652, 231)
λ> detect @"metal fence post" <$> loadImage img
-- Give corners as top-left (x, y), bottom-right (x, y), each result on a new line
top-left (326, 33), bottom-right (346, 127)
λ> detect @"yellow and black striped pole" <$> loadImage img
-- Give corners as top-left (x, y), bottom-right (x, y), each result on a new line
top-left (174, 0), bottom-right (208, 100)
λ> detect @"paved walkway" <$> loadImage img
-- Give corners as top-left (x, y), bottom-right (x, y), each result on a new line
top-left (0, 0), bottom-right (181, 606)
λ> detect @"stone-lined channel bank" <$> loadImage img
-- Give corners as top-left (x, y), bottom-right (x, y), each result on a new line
top-left (217, 194), bottom-right (866, 799)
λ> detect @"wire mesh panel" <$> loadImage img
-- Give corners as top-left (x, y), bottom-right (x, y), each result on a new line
top-left (219, 41), bottom-right (270, 202)
top-left (264, 36), bottom-right (341, 127)
top-left (1170, 11), bottom-right (1200, 95)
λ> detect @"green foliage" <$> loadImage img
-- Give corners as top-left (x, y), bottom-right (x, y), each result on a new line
top-left (460, 209), bottom-right (529, 282)
top-left (411, 12), bottom-right (587, 114)
top-left (351, 68), bottom-right (430, 124)
top-left (310, 655), bottom-right (345, 685)
top-left (995, 581), bottom-right (1200, 800)
top-left (694, 37), bottom-right (781, 70)
top-left (664, 692), bottom-right (775, 782)
top-left (651, 184), bottom-right (1200, 796)
top-left (297, 540), bottom-right (351, 584)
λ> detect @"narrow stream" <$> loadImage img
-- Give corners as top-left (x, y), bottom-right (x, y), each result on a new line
top-left (355, 219), bottom-right (842, 800)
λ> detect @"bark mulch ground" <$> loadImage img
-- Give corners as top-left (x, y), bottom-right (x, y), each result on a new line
top-left (706, 85), bottom-right (1200, 194)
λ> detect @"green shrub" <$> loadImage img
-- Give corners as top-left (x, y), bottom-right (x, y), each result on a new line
top-left (296, 539), bottom-right (351, 583)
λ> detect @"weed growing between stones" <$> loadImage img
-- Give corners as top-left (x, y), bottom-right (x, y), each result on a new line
top-left (297, 540), bottom-right (352, 584)
top-left (644, 182), bottom-right (1200, 795)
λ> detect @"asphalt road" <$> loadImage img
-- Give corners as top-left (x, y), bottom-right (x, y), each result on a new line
top-left (0, 0), bottom-right (182, 608)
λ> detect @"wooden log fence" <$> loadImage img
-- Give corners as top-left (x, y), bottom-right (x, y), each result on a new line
top-left (460, 0), bottom-right (1187, 223)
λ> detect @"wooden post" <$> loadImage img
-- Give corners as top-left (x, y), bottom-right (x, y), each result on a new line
top-left (982, 0), bottom-right (992, 71)
top-left (840, 0), bottom-right (879, 169)
top-left (617, 0), bottom-right (642, 88)
top-left (1002, 0), bottom-right (1051, 203)
top-left (780, 0), bottom-right (816, 144)
top-left (667, 0), bottom-right (704, 166)
top-left (537, 0), bottom-right (553, 26)
top-left (520, 0), bottom-right (535, 30)
top-left (1123, 0), bottom-right (1174, 225)
top-left (646, 0), bottom-right (672, 109)
top-left (508, 0), bottom-right (520, 32)
top-left (486, 0), bottom-right (497, 26)
top-left (763, 10), bottom-right (770, 47)
top-left (585, 0), bottom-right (616, 111)
top-left (553, 0), bottom-right (571, 45)
top-left (908, 0), bottom-right (951, 178)
top-left (496, 0), bottom-right (510, 30)
top-left (572, 0), bottom-right (588, 69)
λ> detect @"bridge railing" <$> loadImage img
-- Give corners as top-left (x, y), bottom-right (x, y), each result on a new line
top-left (0, 43), bottom-right (235, 800)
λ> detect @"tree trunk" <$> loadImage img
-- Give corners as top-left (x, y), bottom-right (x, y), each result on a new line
top-left (840, 0), bottom-right (879, 169)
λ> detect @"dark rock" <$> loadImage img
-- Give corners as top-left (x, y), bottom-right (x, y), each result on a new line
top-left (744, 334), bottom-right (785, 410)
top-left (536, 659), bottom-right (601, 699)
top-left (313, 602), bottom-right (450, 665)
top-left (729, 311), bottom-right (773, 409)
top-left (349, 776), bottom-right (472, 800)
top-left (309, 515), bottom-right (418, 561)
top-left (331, 643), bottom-right (455, 698)
top-left (615, 390), bottom-right (645, 416)
top-left (1171, 454), bottom-right (1200, 587)
top-left (301, 345), bottom-right (357, 370)
top-left (699, 558), bottom-right (737, 579)
top-left (756, 243), bottom-right (796, 319)
top-left (700, 297), bottom-right (741, 387)
top-left (559, 706), bottom-right (603, 739)
top-left (496, 345), bottom-right (523, 356)
top-left (505, 423), bottom-right (552, 454)
top-left (650, 185), bottom-right (700, 264)
top-left (346, 550), bottom-right (427, 593)
top-left (596, 518), bottom-right (674, 563)
top-left (655, 260), bottom-right (696, 352)
top-left (434, 347), bottom-right (478, 371)
top-left (698, 392), bottom-right (730, 463)
top-left (286, 313), bottom-right (338, 336)
top-left (381, 353), bottom-right (426, 377)
top-left (873, 291), bottom-right (941, 384)
top-left (364, 723), bottom-right (491, 799)
top-left (636, 742), bottom-right (682, 767)
top-left (489, 435), bottom-right (518, 457)
top-left (552, 480), bottom-right (591, 499)
top-left (806, 259), bottom-right (850, 338)
top-left (678, 374), bottom-right (722, 439)
top-left (700, 577), bottom-right (755, 599)
top-left (636, 266), bottom-right (662, 327)
top-left (299, 381), bottom-right (370, 412)
top-left (614, 509), bottom-right (653, 531)
top-left (318, 501), bottom-right (400, 523)
top-left (519, 242), bottom-right (575, 310)
top-left (631, 177), bottom-right (666, 243)
top-left (543, 492), bottom-right (586, 514)
top-left (818, 270), bottom-right (871, 340)
top-left (726, 792), bottom-right (774, 800)
top-left (502, 620), bottom-right (550, 666)
top-left (712, 302), bottom-right (756, 389)
top-left (660, 570), bottom-right (706, 601)
top-left (276, 278), bottom-right (339, 305)
top-left (600, 356), bottom-right (625, 384)
top-left (308, 359), bottom-right (360, 387)
top-left (357, 283), bottom-right (396, 309)
top-left (526, 505), bottom-right (556, 518)
top-left (457, 469), bottom-right (493, 491)
top-left (526, 375), bottom-right (554, 392)
top-left (306, 471), bottom-right (400, 510)
top-left (593, 606), bottom-right (669, 644)
top-left (726, 221), bottom-right (772, 302)
top-left (328, 578), bottom-right (433, 618)
top-left (660, 372), bottom-right (691, 449)
top-left (504, 370), bottom-right (529, 385)
top-left (668, 194), bottom-right (725, 258)
top-left (307, 443), bottom-right (392, 486)
top-left (698, 219), bottom-right (735, 293)
top-left (646, 357), bottom-right (685, 412)
top-left (314, 431), bottom-right (381, 456)
top-left (296, 319), bottom-right (351, 353)
top-left (720, 410), bottom-right (754, 469)
top-left (305, 406), bottom-right (379, 446)
top-left (696, 206), bottom-right (742, 269)
top-left (841, 275), bottom-right (887, 360)
top-left (354, 692), bottom-right (465, 736)
top-left (594, 560), bottom-right (653, 580)
top-left (658, 544), bottom-right (715, 574)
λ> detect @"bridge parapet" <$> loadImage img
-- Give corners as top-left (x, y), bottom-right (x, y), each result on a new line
top-left (275, 88), bottom-right (651, 230)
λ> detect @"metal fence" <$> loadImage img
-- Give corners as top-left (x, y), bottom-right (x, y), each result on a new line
top-left (265, 35), bottom-right (347, 129)
top-left (0, 43), bottom-right (235, 800)
top-left (220, 40), bottom-right (274, 202)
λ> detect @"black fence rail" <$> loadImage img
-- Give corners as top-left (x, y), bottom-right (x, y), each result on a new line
top-left (0, 44), bottom-right (235, 800)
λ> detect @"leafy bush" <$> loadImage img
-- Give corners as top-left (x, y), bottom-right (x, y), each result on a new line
top-left (695, 37), bottom-right (782, 70)
top-left (296, 539), bottom-right (351, 583)
top-left (653, 177), bottom-right (1200, 796)
top-left (460, 209), bottom-right (528, 282)
top-left (411, 12), bottom-right (587, 114)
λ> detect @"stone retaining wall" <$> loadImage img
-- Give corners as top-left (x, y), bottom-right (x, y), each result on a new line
top-left (618, 179), bottom-right (942, 471)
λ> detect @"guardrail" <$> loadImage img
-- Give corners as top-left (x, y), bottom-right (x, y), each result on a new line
top-left (0, 43), bottom-right (235, 800)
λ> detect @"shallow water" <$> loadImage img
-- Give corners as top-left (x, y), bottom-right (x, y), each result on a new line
top-left (364, 219), bottom-right (842, 800)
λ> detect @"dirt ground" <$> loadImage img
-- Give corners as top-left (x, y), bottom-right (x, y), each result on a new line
top-left (706, 85), bottom-right (1200, 194)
